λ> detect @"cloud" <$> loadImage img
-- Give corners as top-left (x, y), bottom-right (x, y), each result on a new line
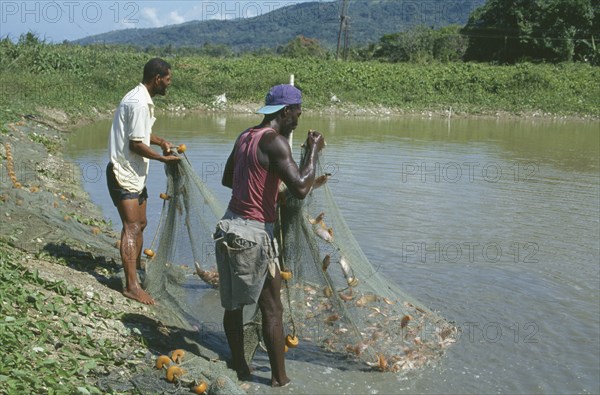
top-left (168, 11), bottom-right (186, 24)
top-left (141, 7), bottom-right (162, 27)
top-left (141, 8), bottom-right (186, 27)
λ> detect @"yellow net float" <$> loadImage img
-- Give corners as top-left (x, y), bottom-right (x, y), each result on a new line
top-left (285, 334), bottom-right (299, 348)
top-left (155, 355), bottom-right (171, 370)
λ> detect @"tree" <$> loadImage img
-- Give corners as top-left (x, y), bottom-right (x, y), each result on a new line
top-left (198, 43), bottom-right (233, 58)
top-left (372, 26), bottom-right (435, 63)
top-left (370, 25), bottom-right (468, 63)
top-left (276, 36), bottom-right (328, 59)
top-left (433, 25), bottom-right (469, 62)
top-left (543, 0), bottom-right (596, 62)
top-left (462, 0), bottom-right (599, 63)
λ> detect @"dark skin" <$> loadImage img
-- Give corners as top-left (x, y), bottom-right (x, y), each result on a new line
top-left (117, 69), bottom-right (180, 305)
top-left (221, 104), bottom-right (324, 386)
top-left (222, 105), bottom-right (324, 197)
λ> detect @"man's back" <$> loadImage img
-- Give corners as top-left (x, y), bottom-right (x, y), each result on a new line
top-left (228, 127), bottom-right (281, 223)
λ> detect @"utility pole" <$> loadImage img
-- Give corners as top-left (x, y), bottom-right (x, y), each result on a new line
top-left (343, 17), bottom-right (351, 60)
top-left (336, 0), bottom-right (349, 60)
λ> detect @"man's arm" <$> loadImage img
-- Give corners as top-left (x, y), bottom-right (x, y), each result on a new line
top-left (264, 131), bottom-right (324, 199)
top-left (127, 104), bottom-right (178, 162)
top-left (129, 139), bottom-right (179, 163)
top-left (222, 133), bottom-right (246, 189)
top-left (222, 147), bottom-right (235, 189)
top-left (150, 134), bottom-right (173, 153)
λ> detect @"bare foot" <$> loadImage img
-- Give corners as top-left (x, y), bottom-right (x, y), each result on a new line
top-left (123, 287), bottom-right (155, 305)
top-left (236, 366), bottom-right (254, 381)
top-left (271, 377), bottom-right (291, 387)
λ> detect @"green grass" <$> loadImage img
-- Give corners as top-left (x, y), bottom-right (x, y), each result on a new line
top-left (0, 243), bottom-right (141, 394)
top-left (1, 39), bottom-right (599, 126)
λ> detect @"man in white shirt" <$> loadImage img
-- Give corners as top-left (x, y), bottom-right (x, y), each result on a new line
top-left (106, 58), bottom-right (180, 305)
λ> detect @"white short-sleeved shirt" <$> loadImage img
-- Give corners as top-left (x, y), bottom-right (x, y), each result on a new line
top-left (108, 83), bottom-right (156, 193)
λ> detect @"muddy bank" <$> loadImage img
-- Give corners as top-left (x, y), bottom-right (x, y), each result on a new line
top-left (183, 101), bottom-right (600, 122)
top-left (0, 116), bottom-right (246, 394)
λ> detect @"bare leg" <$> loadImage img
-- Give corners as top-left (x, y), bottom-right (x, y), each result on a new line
top-left (258, 269), bottom-right (290, 387)
top-left (116, 198), bottom-right (154, 305)
top-left (223, 308), bottom-right (251, 380)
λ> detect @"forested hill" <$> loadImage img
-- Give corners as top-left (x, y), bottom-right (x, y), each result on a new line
top-left (74, 0), bottom-right (485, 51)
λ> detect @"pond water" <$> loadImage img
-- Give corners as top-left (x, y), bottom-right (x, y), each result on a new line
top-left (68, 113), bottom-right (599, 394)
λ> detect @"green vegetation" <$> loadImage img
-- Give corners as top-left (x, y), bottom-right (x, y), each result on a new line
top-left (0, 243), bottom-right (141, 394)
top-left (463, 0), bottom-right (599, 63)
top-left (363, 25), bottom-right (469, 63)
top-left (1, 36), bottom-right (598, 122)
top-left (29, 132), bottom-right (63, 154)
top-left (277, 36), bottom-right (330, 59)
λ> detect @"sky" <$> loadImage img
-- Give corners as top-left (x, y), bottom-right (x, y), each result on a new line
top-left (0, 0), bottom-right (319, 42)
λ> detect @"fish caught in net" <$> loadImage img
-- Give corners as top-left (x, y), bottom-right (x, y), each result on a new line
top-left (133, 141), bottom-right (456, 392)
top-left (276, 149), bottom-right (457, 372)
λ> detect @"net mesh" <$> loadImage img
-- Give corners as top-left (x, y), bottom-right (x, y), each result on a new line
top-left (277, 150), bottom-right (457, 371)
top-left (137, 145), bottom-right (456, 391)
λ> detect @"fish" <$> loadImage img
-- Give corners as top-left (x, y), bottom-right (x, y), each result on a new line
top-left (314, 226), bottom-right (334, 242)
top-left (439, 337), bottom-right (456, 348)
top-left (356, 295), bottom-right (370, 307)
top-left (383, 297), bottom-right (396, 305)
top-left (323, 286), bottom-right (333, 297)
top-left (438, 326), bottom-right (455, 340)
top-left (309, 211), bottom-right (326, 225)
top-left (322, 254), bottom-right (331, 271)
top-left (356, 294), bottom-right (378, 306)
top-left (338, 289), bottom-right (354, 301)
top-left (339, 256), bottom-right (358, 286)
top-left (345, 342), bottom-right (368, 356)
top-left (195, 262), bottom-right (219, 288)
top-left (404, 301), bottom-right (426, 314)
top-left (377, 353), bottom-right (388, 371)
top-left (368, 308), bottom-right (388, 318)
top-left (400, 315), bottom-right (412, 329)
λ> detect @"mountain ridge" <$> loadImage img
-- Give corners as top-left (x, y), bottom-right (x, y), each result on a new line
top-left (74, 0), bottom-right (485, 51)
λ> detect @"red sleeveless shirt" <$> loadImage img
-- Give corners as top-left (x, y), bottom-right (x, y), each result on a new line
top-left (228, 127), bottom-right (281, 223)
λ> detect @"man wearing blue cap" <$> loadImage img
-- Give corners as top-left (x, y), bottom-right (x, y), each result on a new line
top-left (215, 84), bottom-right (325, 386)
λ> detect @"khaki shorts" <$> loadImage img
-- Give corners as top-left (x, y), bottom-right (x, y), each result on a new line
top-left (214, 210), bottom-right (279, 311)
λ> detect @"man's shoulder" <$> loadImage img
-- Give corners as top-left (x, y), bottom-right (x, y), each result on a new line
top-left (260, 131), bottom-right (290, 158)
top-left (120, 84), bottom-right (149, 108)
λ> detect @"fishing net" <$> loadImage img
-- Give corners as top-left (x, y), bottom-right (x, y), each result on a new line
top-left (276, 149), bottom-right (457, 372)
top-left (125, 152), bottom-right (246, 394)
top-left (132, 141), bottom-right (456, 392)
top-left (0, 138), bottom-right (117, 257)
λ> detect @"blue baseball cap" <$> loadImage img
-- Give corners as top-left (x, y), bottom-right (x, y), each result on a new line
top-left (256, 84), bottom-right (302, 114)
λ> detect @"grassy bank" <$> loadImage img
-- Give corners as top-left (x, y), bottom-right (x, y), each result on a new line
top-left (1, 40), bottom-right (599, 130)
top-left (0, 243), bottom-right (143, 394)
top-left (0, 116), bottom-right (244, 394)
